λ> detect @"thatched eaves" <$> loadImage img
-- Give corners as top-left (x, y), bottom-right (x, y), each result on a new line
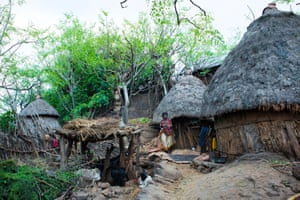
top-left (19, 99), bottom-right (60, 118)
top-left (152, 75), bottom-right (207, 123)
top-left (201, 11), bottom-right (300, 117)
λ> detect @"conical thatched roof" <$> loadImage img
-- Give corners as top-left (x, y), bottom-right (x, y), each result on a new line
top-left (152, 75), bottom-right (207, 123)
top-left (201, 11), bottom-right (300, 117)
top-left (19, 98), bottom-right (60, 118)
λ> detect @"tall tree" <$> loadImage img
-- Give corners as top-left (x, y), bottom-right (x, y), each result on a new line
top-left (0, 0), bottom-right (43, 132)
top-left (39, 14), bottom-right (119, 121)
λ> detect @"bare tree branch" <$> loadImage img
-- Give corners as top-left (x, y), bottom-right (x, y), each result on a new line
top-left (0, 40), bottom-right (34, 57)
top-left (174, 0), bottom-right (180, 25)
top-left (0, 0), bottom-right (12, 45)
top-left (189, 0), bottom-right (206, 16)
top-left (174, 0), bottom-right (205, 29)
top-left (247, 5), bottom-right (256, 21)
top-left (0, 84), bottom-right (38, 91)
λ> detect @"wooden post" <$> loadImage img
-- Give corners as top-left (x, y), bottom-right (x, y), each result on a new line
top-left (126, 135), bottom-right (135, 179)
top-left (119, 136), bottom-right (126, 168)
top-left (102, 145), bottom-right (114, 182)
top-left (135, 133), bottom-right (141, 178)
top-left (65, 139), bottom-right (73, 158)
top-left (59, 135), bottom-right (66, 169)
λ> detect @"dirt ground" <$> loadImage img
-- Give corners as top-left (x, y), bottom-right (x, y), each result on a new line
top-left (167, 163), bottom-right (202, 200)
top-left (140, 152), bottom-right (300, 200)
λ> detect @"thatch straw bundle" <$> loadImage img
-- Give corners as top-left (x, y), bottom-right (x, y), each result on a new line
top-left (57, 117), bottom-right (139, 142)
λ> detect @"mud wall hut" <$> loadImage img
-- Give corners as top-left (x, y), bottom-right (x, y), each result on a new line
top-left (153, 75), bottom-right (209, 149)
top-left (201, 10), bottom-right (300, 160)
top-left (18, 98), bottom-right (61, 149)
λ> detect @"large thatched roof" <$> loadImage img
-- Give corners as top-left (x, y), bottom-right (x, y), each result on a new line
top-left (201, 11), bottom-right (300, 117)
top-left (19, 98), bottom-right (60, 117)
top-left (152, 75), bottom-right (207, 123)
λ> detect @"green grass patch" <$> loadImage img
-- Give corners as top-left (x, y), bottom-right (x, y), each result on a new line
top-left (129, 117), bottom-right (151, 124)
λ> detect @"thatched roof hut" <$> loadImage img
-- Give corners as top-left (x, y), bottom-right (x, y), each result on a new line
top-left (153, 75), bottom-right (209, 149)
top-left (19, 98), bottom-right (60, 118)
top-left (201, 11), bottom-right (300, 159)
top-left (153, 75), bottom-right (207, 123)
top-left (18, 98), bottom-right (61, 150)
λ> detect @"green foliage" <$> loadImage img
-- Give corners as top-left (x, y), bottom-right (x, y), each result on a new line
top-left (0, 160), bottom-right (77, 200)
top-left (0, 0), bottom-right (44, 115)
top-left (198, 68), bottom-right (211, 76)
top-left (275, 0), bottom-right (294, 3)
top-left (0, 1), bottom-right (231, 123)
top-left (0, 111), bottom-right (15, 134)
top-left (39, 15), bottom-right (116, 121)
top-left (129, 117), bottom-right (151, 124)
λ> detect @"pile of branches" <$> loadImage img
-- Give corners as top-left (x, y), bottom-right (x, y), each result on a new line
top-left (57, 117), bottom-right (140, 142)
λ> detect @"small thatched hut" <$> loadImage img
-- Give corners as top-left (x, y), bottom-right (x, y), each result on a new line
top-left (153, 75), bottom-right (209, 149)
top-left (201, 11), bottom-right (300, 159)
top-left (19, 98), bottom-right (61, 148)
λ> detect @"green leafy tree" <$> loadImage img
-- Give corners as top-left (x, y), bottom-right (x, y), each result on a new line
top-left (36, 2), bottom-right (230, 122)
top-left (0, 0), bottom-right (43, 133)
top-left (39, 15), bottom-right (117, 121)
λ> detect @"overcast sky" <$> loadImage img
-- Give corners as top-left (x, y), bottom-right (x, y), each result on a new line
top-left (12, 0), bottom-right (299, 41)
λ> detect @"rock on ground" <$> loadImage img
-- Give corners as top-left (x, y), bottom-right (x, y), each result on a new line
top-left (136, 184), bottom-right (171, 200)
top-left (154, 161), bottom-right (183, 180)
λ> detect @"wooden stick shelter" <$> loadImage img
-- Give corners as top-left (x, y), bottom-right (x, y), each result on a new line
top-left (56, 117), bottom-right (142, 180)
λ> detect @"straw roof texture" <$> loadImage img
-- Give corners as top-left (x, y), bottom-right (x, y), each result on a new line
top-left (19, 99), bottom-right (60, 117)
top-left (152, 75), bottom-right (207, 123)
top-left (201, 11), bottom-right (300, 117)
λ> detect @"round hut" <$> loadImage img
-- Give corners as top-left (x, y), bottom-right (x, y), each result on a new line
top-left (201, 11), bottom-right (300, 159)
top-left (153, 75), bottom-right (209, 149)
top-left (19, 98), bottom-right (61, 149)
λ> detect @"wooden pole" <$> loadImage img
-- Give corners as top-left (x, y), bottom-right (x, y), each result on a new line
top-left (135, 133), bottom-right (141, 178)
top-left (65, 139), bottom-right (73, 158)
top-left (59, 135), bottom-right (66, 169)
top-left (102, 145), bottom-right (114, 182)
top-left (126, 135), bottom-right (135, 179)
top-left (119, 136), bottom-right (126, 168)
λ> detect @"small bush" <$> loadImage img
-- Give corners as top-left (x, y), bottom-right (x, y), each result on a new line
top-left (0, 160), bottom-right (77, 200)
top-left (0, 111), bottom-right (16, 134)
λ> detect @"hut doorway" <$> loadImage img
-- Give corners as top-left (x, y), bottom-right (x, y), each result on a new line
top-left (172, 117), bottom-right (214, 150)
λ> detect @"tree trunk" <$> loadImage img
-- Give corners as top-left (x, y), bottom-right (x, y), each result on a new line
top-left (120, 85), bottom-right (129, 126)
